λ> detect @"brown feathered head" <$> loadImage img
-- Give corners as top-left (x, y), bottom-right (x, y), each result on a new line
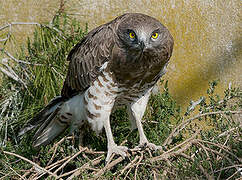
top-left (114, 13), bottom-right (173, 62)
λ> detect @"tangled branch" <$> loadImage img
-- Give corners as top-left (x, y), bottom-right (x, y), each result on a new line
top-left (2, 110), bottom-right (241, 179)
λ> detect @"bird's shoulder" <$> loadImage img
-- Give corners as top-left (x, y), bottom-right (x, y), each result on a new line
top-left (61, 20), bottom-right (119, 98)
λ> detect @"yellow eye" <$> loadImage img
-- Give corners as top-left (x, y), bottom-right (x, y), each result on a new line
top-left (152, 32), bottom-right (159, 39)
top-left (129, 32), bottom-right (135, 39)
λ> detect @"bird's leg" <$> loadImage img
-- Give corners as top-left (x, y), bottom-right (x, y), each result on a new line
top-left (128, 90), bottom-right (162, 151)
top-left (76, 127), bottom-right (85, 149)
top-left (128, 110), bottom-right (138, 130)
top-left (103, 114), bottom-right (128, 163)
top-left (134, 110), bottom-right (162, 151)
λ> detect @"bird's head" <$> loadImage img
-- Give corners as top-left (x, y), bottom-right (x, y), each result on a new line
top-left (116, 13), bottom-right (173, 57)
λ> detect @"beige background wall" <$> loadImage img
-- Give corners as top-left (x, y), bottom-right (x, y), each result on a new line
top-left (0, 0), bottom-right (241, 108)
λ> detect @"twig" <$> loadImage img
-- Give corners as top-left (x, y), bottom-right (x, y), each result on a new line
top-left (134, 152), bottom-right (143, 180)
top-left (226, 169), bottom-right (241, 180)
top-left (21, 167), bottom-right (34, 179)
top-left (218, 125), bottom-right (242, 138)
top-left (1, 48), bottom-right (43, 66)
top-left (203, 146), bottom-right (234, 164)
top-left (65, 155), bottom-right (104, 179)
top-left (198, 163), bottom-right (212, 180)
top-left (3, 151), bottom-right (58, 179)
top-left (0, 22), bottom-right (40, 31)
top-left (0, 173), bottom-right (12, 180)
top-left (117, 155), bottom-right (139, 177)
top-left (34, 156), bottom-right (71, 180)
top-left (196, 141), bottom-right (214, 176)
top-left (0, 56), bottom-right (35, 97)
top-left (0, 22), bottom-right (66, 42)
top-left (151, 129), bottom-right (200, 162)
top-left (163, 110), bottom-right (242, 147)
top-left (47, 136), bottom-right (73, 165)
top-left (54, 147), bottom-right (87, 174)
top-left (198, 139), bottom-right (241, 163)
top-left (217, 161), bottom-right (224, 180)
top-left (153, 169), bottom-right (158, 180)
top-left (94, 156), bottom-right (124, 178)
top-left (191, 123), bottom-right (240, 163)
top-left (214, 164), bottom-right (242, 173)
top-left (0, 66), bottom-right (19, 82)
top-left (179, 151), bottom-right (213, 179)
top-left (46, 155), bottom-right (71, 170)
top-left (124, 167), bottom-right (133, 180)
top-left (0, 159), bottom-right (26, 180)
top-left (83, 147), bottom-right (105, 155)
top-left (2, 60), bottom-right (28, 88)
top-left (167, 129), bottom-right (200, 154)
top-left (195, 142), bottom-right (241, 175)
top-left (150, 140), bottom-right (195, 162)
top-left (49, 136), bottom-right (73, 152)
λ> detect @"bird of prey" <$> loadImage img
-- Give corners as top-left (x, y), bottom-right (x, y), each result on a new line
top-left (19, 13), bottom-right (174, 162)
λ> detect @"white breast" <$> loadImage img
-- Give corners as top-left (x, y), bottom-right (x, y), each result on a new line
top-left (83, 69), bottom-right (118, 134)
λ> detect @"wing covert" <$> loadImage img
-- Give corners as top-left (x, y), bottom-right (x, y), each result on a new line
top-left (61, 24), bottom-right (115, 98)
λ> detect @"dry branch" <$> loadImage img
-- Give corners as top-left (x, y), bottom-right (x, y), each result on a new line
top-left (1, 93), bottom-right (240, 179)
top-left (3, 151), bottom-right (58, 179)
top-left (163, 110), bottom-right (242, 147)
top-left (0, 21), bottom-right (66, 42)
top-left (54, 147), bottom-right (87, 174)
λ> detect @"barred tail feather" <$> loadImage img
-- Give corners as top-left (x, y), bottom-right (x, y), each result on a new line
top-left (32, 106), bottom-right (68, 148)
top-left (18, 96), bottom-right (65, 136)
top-left (18, 96), bottom-right (69, 147)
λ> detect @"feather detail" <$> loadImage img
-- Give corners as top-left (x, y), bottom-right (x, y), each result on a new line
top-left (61, 23), bottom-right (115, 98)
top-left (18, 96), bottom-right (65, 136)
top-left (32, 106), bottom-right (69, 148)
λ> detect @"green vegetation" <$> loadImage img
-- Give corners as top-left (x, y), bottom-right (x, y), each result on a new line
top-left (0, 14), bottom-right (87, 147)
top-left (0, 13), bottom-right (241, 179)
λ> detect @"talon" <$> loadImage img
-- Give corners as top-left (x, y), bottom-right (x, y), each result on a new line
top-left (141, 145), bottom-right (146, 151)
top-left (136, 142), bottom-right (162, 152)
top-left (124, 156), bottom-right (130, 162)
top-left (134, 146), bottom-right (141, 151)
top-left (105, 144), bottom-right (128, 163)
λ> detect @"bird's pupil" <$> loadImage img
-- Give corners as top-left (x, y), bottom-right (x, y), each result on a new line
top-left (152, 33), bottom-right (158, 39)
top-left (129, 32), bottom-right (135, 39)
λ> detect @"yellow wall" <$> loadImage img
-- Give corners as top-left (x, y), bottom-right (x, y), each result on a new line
top-left (0, 0), bottom-right (241, 108)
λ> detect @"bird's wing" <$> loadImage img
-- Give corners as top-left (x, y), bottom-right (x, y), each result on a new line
top-left (61, 24), bottom-right (115, 98)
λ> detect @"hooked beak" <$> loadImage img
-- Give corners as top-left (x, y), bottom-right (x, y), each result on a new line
top-left (139, 41), bottom-right (145, 51)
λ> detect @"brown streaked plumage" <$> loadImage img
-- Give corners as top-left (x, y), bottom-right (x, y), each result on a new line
top-left (19, 13), bottom-right (174, 163)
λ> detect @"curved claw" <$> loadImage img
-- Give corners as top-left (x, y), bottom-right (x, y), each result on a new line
top-left (106, 144), bottom-right (128, 163)
top-left (135, 142), bottom-right (162, 151)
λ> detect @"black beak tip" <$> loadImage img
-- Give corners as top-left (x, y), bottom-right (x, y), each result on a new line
top-left (139, 41), bottom-right (145, 51)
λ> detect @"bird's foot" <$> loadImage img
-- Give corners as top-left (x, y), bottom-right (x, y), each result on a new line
top-left (135, 141), bottom-right (162, 152)
top-left (106, 144), bottom-right (128, 163)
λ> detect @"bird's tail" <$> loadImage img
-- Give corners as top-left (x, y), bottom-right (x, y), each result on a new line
top-left (19, 96), bottom-right (70, 148)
